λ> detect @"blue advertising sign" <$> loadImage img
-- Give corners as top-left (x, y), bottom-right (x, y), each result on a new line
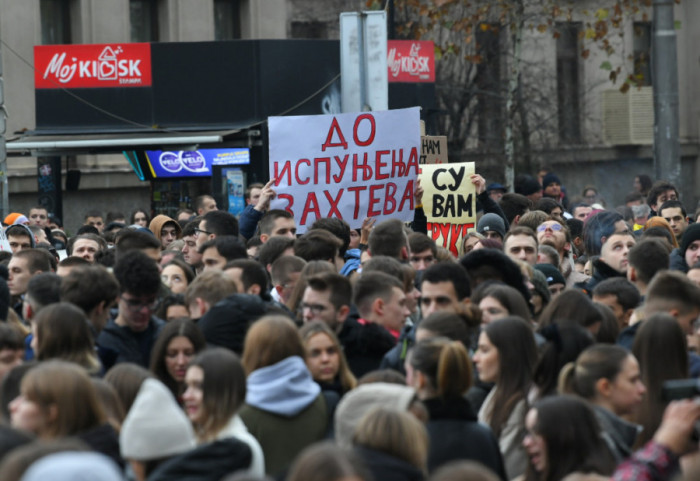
top-left (144, 148), bottom-right (250, 178)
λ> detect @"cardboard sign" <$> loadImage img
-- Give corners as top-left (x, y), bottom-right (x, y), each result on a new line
top-left (35, 43), bottom-right (152, 89)
top-left (420, 136), bottom-right (448, 164)
top-left (420, 162), bottom-right (476, 257)
top-left (269, 108), bottom-right (421, 233)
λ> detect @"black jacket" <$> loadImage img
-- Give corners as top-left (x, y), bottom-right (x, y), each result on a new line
top-left (423, 397), bottom-right (507, 480)
top-left (76, 423), bottom-right (123, 469)
top-left (96, 317), bottom-right (164, 368)
top-left (579, 258), bottom-right (625, 295)
top-left (338, 317), bottom-right (397, 378)
top-left (198, 293), bottom-right (268, 355)
top-left (380, 324), bottom-right (416, 374)
top-left (147, 438), bottom-right (252, 481)
top-left (354, 446), bottom-right (424, 481)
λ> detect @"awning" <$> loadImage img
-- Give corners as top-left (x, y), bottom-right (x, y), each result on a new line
top-left (6, 129), bottom-right (252, 157)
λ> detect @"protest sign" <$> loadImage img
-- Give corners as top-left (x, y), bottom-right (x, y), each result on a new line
top-left (420, 161), bottom-right (476, 257)
top-left (268, 108), bottom-right (421, 233)
top-left (420, 136), bottom-right (448, 164)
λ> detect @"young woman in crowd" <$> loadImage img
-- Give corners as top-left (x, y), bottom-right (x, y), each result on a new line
top-left (182, 347), bottom-right (265, 476)
top-left (472, 282), bottom-right (532, 326)
top-left (532, 324), bottom-right (595, 399)
top-left (352, 407), bottom-right (428, 481)
top-left (103, 363), bottom-right (153, 414)
top-left (537, 289), bottom-right (602, 335)
top-left (559, 344), bottom-right (646, 462)
top-left (632, 313), bottom-right (688, 448)
top-left (473, 316), bottom-right (538, 480)
top-left (150, 318), bottom-right (206, 402)
top-left (130, 208), bottom-right (150, 228)
top-left (521, 395), bottom-right (616, 481)
top-left (155, 293), bottom-right (189, 321)
top-left (299, 321), bottom-right (357, 396)
top-left (30, 302), bottom-right (101, 375)
top-left (10, 360), bottom-right (122, 467)
top-left (161, 258), bottom-right (195, 295)
top-left (287, 441), bottom-right (370, 481)
top-left (408, 337), bottom-right (506, 478)
top-left (239, 315), bottom-right (330, 475)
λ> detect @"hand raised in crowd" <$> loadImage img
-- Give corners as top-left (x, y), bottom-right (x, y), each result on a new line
top-left (360, 217), bottom-right (376, 245)
top-left (470, 174), bottom-right (486, 195)
top-left (414, 178), bottom-right (424, 206)
top-left (654, 399), bottom-right (700, 455)
top-left (255, 178), bottom-right (277, 212)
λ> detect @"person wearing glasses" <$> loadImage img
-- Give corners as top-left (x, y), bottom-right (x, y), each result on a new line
top-left (534, 216), bottom-right (585, 288)
top-left (97, 250), bottom-right (165, 368)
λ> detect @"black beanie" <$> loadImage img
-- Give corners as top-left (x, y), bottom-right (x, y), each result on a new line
top-left (542, 173), bottom-right (562, 188)
top-left (681, 223), bottom-right (700, 257)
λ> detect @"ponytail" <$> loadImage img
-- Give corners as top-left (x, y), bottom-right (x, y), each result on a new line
top-left (411, 338), bottom-right (472, 398)
top-left (557, 362), bottom-right (577, 395)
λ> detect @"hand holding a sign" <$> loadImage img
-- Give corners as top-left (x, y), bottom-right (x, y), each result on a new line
top-left (470, 174), bottom-right (486, 195)
top-left (254, 178), bottom-right (277, 213)
top-left (414, 178), bottom-right (424, 207)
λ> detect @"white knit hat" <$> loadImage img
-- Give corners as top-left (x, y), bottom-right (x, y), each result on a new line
top-left (120, 378), bottom-right (196, 461)
top-left (334, 382), bottom-right (417, 448)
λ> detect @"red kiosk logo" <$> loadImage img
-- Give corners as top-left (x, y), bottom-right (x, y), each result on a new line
top-left (35, 43), bottom-right (152, 89)
top-left (387, 40), bottom-right (435, 83)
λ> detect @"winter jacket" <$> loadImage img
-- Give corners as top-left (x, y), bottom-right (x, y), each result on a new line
top-left (478, 388), bottom-right (529, 481)
top-left (148, 215), bottom-right (181, 247)
top-left (578, 258), bottom-right (626, 295)
top-left (96, 316), bottom-right (164, 368)
top-left (198, 294), bottom-right (267, 355)
top-left (239, 204), bottom-right (264, 240)
top-left (380, 324), bottom-right (416, 374)
top-left (213, 414), bottom-right (265, 477)
top-left (354, 446), bottom-right (424, 481)
top-left (75, 423), bottom-right (123, 469)
top-left (239, 356), bottom-right (328, 475)
top-left (594, 405), bottom-right (642, 463)
top-left (669, 248), bottom-right (688, 273)
top-left (424, 397), bottom-right (506, 480)
top-left (338, 316), bottom-right (397, 378)
top-left (147, 438), bottom-right (252, 481)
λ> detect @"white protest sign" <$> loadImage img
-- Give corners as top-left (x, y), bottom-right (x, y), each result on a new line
top-left (269, 107), bottom-right (421, 233)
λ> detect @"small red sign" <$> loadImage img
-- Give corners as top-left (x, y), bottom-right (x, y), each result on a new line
top-left (34, 43), bottom-right (152, 89)
top-left (387, 40), bottom-right (435, 83)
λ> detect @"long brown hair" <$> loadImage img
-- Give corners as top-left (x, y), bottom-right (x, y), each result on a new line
top-left (242, 315), bottom-right (306, 375)
top-left (482, 316), bottom-right (537, 437)
top-left (33, 303), bottom-right (100, 373)
top-left (299, 321), bottom-right (356, 394)
top-left (632, 313), bottom-right (688, 447)
top-left (21, 360), bottom-right (106, 438)
top-left (188, 348), bottom-right (247, 442)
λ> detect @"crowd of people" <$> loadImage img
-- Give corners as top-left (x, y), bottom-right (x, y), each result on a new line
top-left (0, 169), bottom-right (699, 481)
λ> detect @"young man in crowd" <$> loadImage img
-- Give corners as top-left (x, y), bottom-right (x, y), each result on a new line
top-left (301, 271), bottom-right (352, 333)
top-left (96, 250), bottom-right (164, 368)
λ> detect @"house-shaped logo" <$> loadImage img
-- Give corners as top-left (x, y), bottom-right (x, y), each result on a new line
top-left (98, 46), bottom-right (118, 80)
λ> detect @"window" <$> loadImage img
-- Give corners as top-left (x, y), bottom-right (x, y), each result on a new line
top-left (556, 22), bottom-right (582, 143)
top-left (291, 21), bottom-right (328, 39)
top-left (633, 22), bottom-right (652, 86)
top-left (476, 24), bottom-right (503, 150)
top-left (40, 0), bottom-right (72, 45)
top-left (214, 0), bottom-right (241, 40)
top-left (130, 0), bottom-right (159, 42)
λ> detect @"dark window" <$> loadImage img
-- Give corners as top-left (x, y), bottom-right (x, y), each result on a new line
top-left (41, 0), bottom-right (72, 45)
top-left (556, 22), bottom-right (581, 143)
top-left (291, 21), bottom-right (328, 39)
top-left (214, 0), bottom-right (241, 40)
top-left (476, 23), bottom-right (502, 150)
top-left (130, 0), bottom-right (159, 42)
top-left (633, 22), bottom-right (652, 86)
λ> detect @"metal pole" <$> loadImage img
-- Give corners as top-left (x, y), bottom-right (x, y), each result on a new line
top-left (0, 40), bottom-right (8, 219)
top-left (652, 0), bottom-right (680, 185)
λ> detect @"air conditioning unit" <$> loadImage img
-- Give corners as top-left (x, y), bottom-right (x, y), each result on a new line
top-left (602, 87), bottom-right (654, 145)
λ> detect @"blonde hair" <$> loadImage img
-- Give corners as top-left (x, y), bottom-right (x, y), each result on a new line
top-left (299, 322), bottom-right (357, 393)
